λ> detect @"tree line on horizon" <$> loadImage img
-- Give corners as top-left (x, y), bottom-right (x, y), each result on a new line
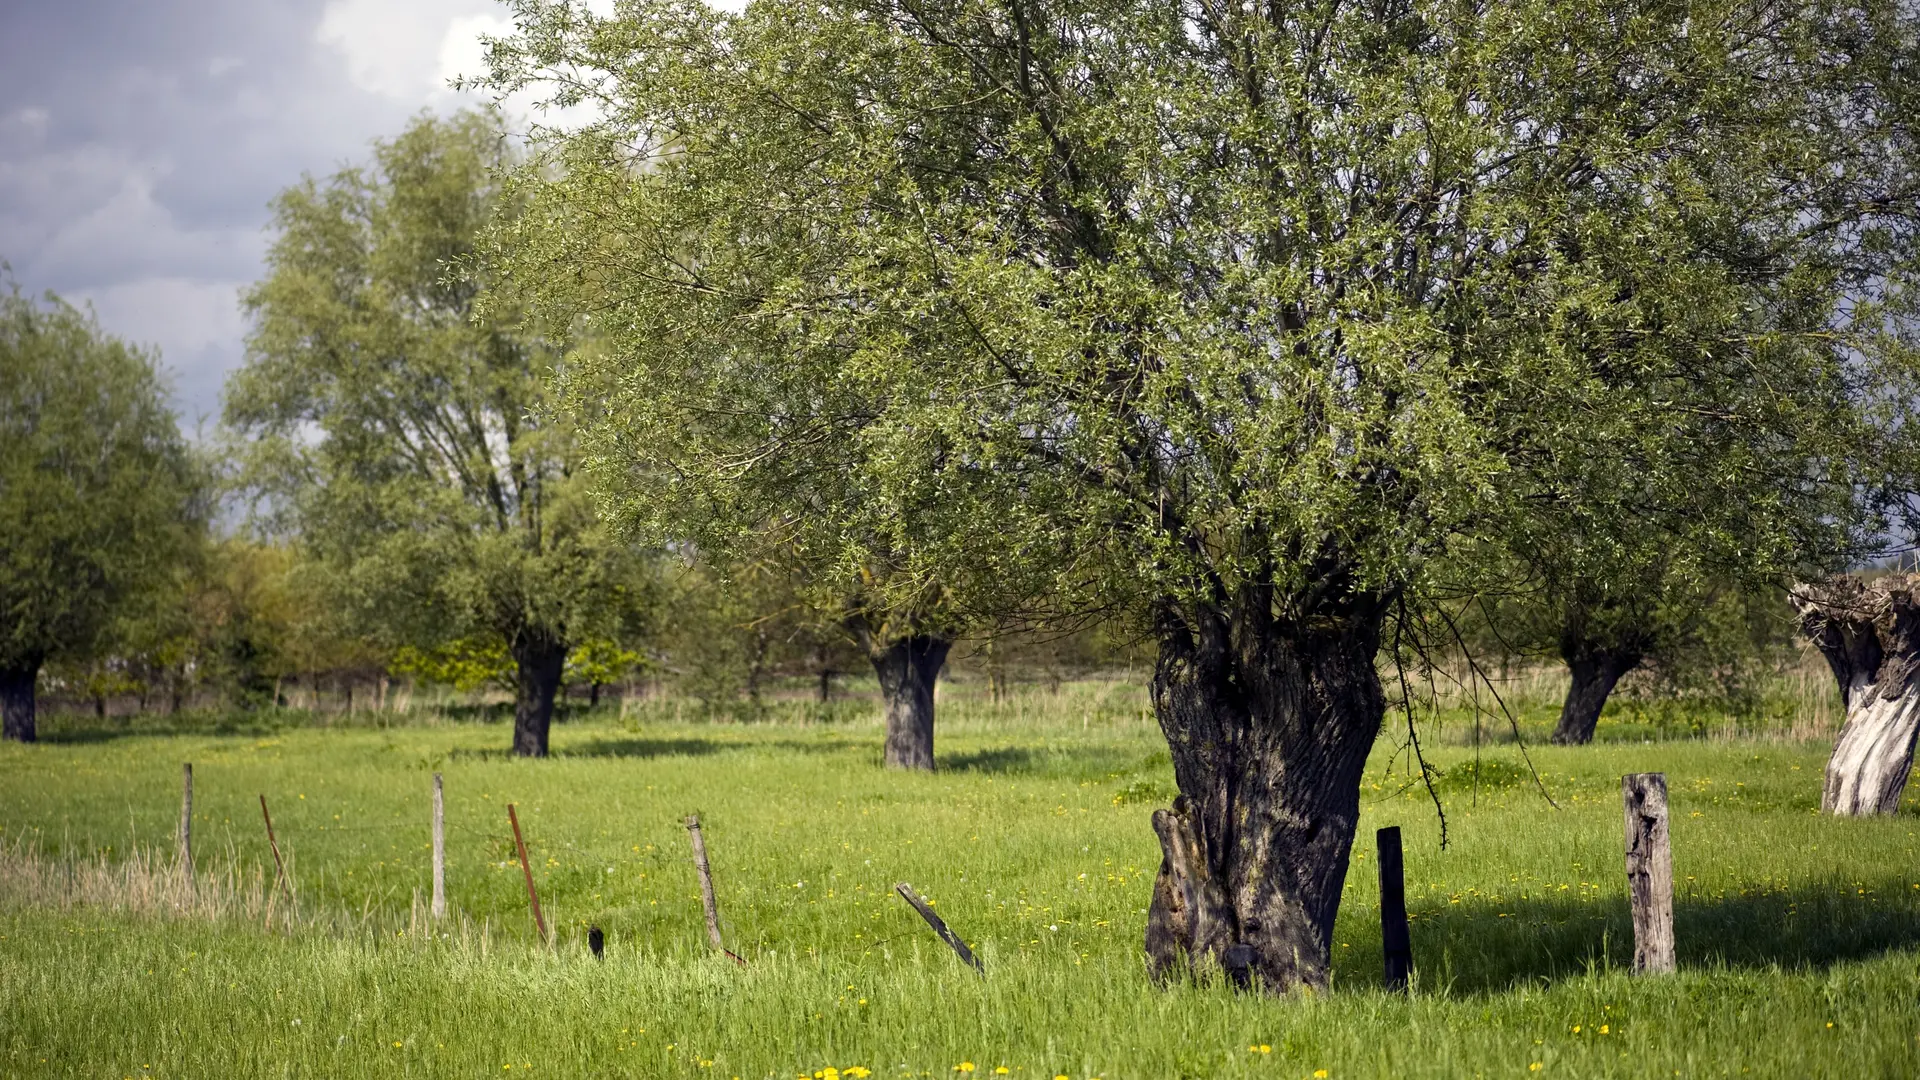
top-left (7, 0), bottom-right (1920, 995)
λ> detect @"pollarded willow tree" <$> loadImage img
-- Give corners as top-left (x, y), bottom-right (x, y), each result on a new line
top-left (0, 279), bottom-right (203, 741)
top-left (483, 0), bottom-right (1917, 989)
top-left (227, 110), bottom-right (645, 757)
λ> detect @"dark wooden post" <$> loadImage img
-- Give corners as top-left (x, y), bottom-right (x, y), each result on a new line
top-left (895, 882), bottom-right (984, 973)
top-left (178, 763), bottom-right (193, 884)
top-left (1622, 773), bottom-right (1675, 973)
top-left (430, 773), bottom-right (446, 919)
top-left (507, 803), bottom-right (549, 947)
top-left (1377, 825), bottom-right (1411, 991)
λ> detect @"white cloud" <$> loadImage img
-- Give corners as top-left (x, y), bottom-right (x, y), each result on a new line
top-left (71, 276), bottom-right (249, 424)
top-left (316, 0), bottom-right (499, 102)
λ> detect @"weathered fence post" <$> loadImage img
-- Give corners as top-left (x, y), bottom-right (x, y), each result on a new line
top-left (430, 773), bottom-right (446, 920)
top-left (178, 763), bottom-right (193, 884)
top-left (684, 815), bottom-right (745, 963)
top-left (1622, 773), bottom-right (1675, 973)
top-left (895, 881), bottom-right (984, 973)
top-left (1377, 825), bottom-right (1411, 991)
top-left (507, 803), bottom-right (549, 947)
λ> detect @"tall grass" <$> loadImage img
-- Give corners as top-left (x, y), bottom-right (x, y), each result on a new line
top-left (1, 683), bottom-right (1915, 1078)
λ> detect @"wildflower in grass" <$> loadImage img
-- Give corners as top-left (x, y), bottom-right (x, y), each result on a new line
top-left (1315, 1072), bottom-right (1328, 1078)
top-left (1530, 1065), bottom-right (1543, 1073)
top-left (955, 1063), bottom-right (976, 1073)
top-left (996, 1069), bottom-right (1009, 1075)
top-left (845, 1069), bottom-right (871, 1079)
top-left (1599, 1026), bottom-right (1609, 1035)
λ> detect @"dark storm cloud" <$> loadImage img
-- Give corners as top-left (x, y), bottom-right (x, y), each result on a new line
top-left (0, 0), bottom-right (501, 425)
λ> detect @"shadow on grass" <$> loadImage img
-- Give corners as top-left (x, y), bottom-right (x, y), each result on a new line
top-left (559, 737), bottom-right (728, 759)
top-left (1337, 875), bottom-right (1920, 995)
top-left (941, 743), bottom-right (1163, 780)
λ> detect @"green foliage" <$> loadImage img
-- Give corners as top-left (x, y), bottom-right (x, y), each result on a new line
top-left (481, 0), bottom-right (1919, 644)
top-left (225, 110), bottom-right (649, 705)
top-left (0, 277), bottom-right (202, 673)
top-left (391, 637), bottom-right (516, 696)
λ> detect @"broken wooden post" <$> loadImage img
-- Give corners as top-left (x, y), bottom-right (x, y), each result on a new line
top-left (895, 881), bottom-right (983, 973)
top-left (1377, 825), bottom-right (1411, 991)
top-left (507, 803), bottom-right (549, 947)
top-left (178, 763), bottom-right (193, 884)
top-left (1622, 773), bottom-right (1675, 973)
top-left (430, 773), bottom-right (446, 920)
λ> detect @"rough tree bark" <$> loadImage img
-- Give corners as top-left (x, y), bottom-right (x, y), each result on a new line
top-left (1792, 576), bottom-right (1920, 816)
top-left (1551, 646), bottom-right (1642, 745)
top-left (1, 659), bottom-right (39, 743)
top-left (511, 631), bottom-right (569, 758)
top-left (1144, 590), bottom-right (1386, 993)
top-left (863, 634), bottom-right (953, 771)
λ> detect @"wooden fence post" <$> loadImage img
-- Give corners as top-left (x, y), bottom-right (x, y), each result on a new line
top-left (430, 773), bottom-right (446, 920)
top-left (507, 803), bottom-right (549, 947)
top-left (895, 882), bottom-right (984, 973)
top-left (1377, 825), bottom-right (1411, 991)
top-left (1622, 772), bottom-right (1675, 973)
top-left (684, 815), bottom-right (745, 963)
top-left (178, 763), bottom-right (193, 884)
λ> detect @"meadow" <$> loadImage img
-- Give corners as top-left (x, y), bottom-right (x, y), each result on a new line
top-left (2, 677), bottom-right (1917, 1079)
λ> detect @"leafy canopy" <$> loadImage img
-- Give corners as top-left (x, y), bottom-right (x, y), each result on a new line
top-left (0, 278), bottom-right (202, 671)
top-left (226, 110), bottom-right (640, 661)
top-left (483, 0), bottom-right (1918, 635)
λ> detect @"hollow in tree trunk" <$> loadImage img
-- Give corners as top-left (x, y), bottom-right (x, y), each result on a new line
top-left (1792, 576), bottom-right (1920, 816)
top-left (865, 635), bottom-right (952, 771)
top-left (1, 659), bottom-right (39, 743)
top-left (1551, 647), bottom-right (1642, 745)
top-left (511, 631), bottom-right (569, 758)
top-left (1145, 592), bottom-right (1387, 993)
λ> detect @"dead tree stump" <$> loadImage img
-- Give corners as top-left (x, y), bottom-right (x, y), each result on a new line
top-left (1622, 772), bottom-right (1675, 973)
top-left (1792, 576), bottom-right (1920, 816)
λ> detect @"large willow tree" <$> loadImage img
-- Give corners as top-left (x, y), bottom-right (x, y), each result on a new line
top-left (228, 111), bottom-right (640, 756)
top-left (485, 0), bottom-right (1917, 989)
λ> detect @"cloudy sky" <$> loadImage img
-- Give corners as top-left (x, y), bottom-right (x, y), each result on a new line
top-left (0, 0), bottom-right (528, 428)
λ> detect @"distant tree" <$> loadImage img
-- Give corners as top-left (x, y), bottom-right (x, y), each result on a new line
top-left (225, 110), bottom-right (647, 756)
top-left (485, 0), bottom-right (1919, 990)
top-left (0, 278), bottom-right (202, 740)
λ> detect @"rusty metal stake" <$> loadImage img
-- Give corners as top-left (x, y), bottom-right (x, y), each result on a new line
top-left (508, 803), bottom-right (549, 947)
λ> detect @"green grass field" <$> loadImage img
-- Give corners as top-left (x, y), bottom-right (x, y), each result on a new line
top-left (3, 680), bottom-right (1918, 1079)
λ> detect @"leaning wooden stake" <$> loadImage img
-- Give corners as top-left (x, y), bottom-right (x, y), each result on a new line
top-left (1622, 773), bottom-right (1675, 973)
top-left (507, 803), bottom-right (549, 947)
top-left (1377, 825), bottom-right (1412, 991)
top-left (684, 815), bottom-right (746, 964)
top-left (258, 794), bottom-right (294, 930)
top-left (895, 882), bottom-right (983, 973)
top-left (178, 763), bottom-right (193, 884)
top-left (430, 773), bottom-right (447, 920)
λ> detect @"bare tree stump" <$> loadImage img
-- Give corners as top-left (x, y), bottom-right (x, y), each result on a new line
top-left (1792, 576), bottom-right (1920, 815)
top-left (1622, 773), bottom-right (1674, 974)
top-left (895, 882), bottom-right (983, 972)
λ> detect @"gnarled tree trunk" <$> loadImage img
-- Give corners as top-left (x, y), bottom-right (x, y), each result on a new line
top-left (1, 659), bottom-right (39, 743)
top-left (1145, 593), bottom-right (1386, 993)
top-left (1792, 576), bottom-right (1920, 816)
top-left (511, 631), bottom-right (569, 758)
top-left (1552, 647), bottom-right (1641, 745)
top-left (866, 635), bottom-right (952, 771)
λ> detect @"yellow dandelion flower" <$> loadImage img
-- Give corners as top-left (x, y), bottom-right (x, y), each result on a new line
top-left (1259, 1045), bottom-right (1271, 1054)
top-left (1572, 1026), bottom-right (1581, 1034)
top-left (956, 1064), bottom-right (976, 1074)
top-left (1315, 1072), bottom-right (1329, 1078)
top-left (1599, 1026), bottom-right (1609, 1035)
top-left (1529, 1065), bottom-right (1542, 1073)
top-left (996, 1070), bottom-right (1010, 1076)
top-left (847, 1070), bottom-right (872, 1079)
